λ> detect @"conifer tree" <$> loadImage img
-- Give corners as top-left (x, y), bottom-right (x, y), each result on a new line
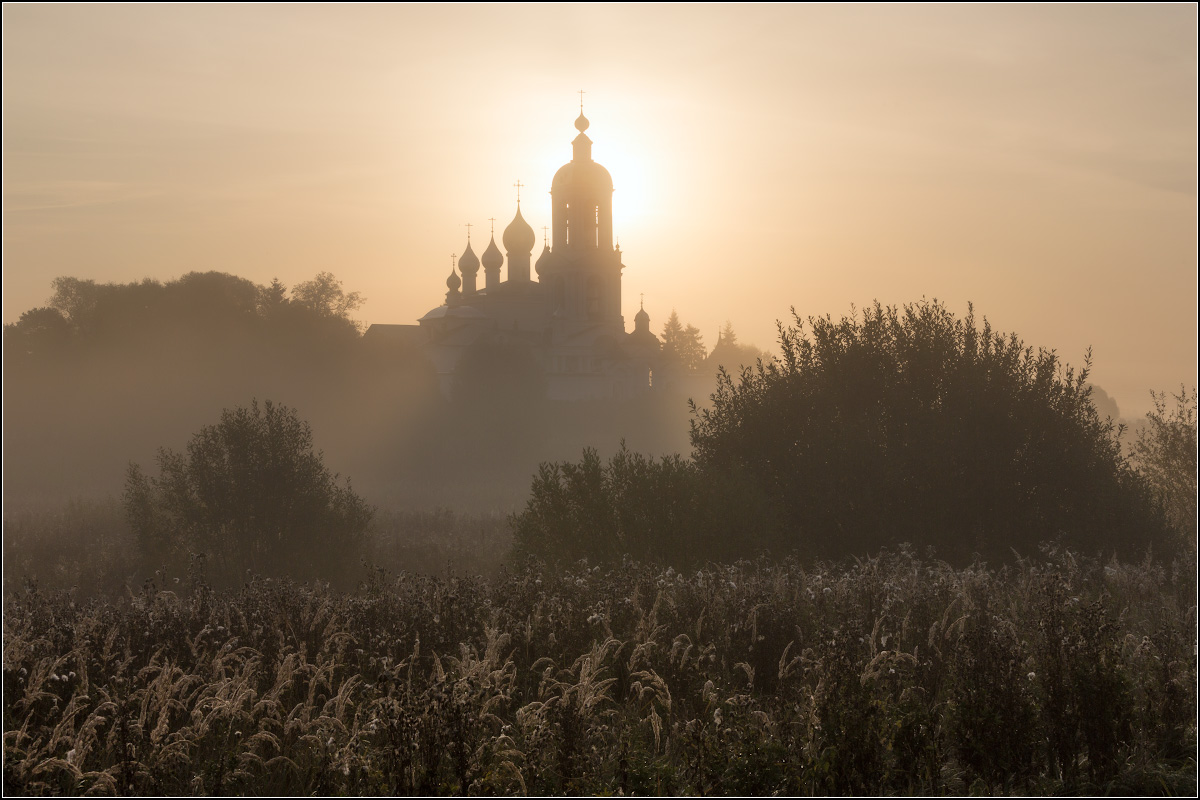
top-left (662, 310), bottom-right (707, 370)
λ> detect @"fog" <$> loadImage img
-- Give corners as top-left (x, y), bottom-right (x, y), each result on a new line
top-left (3, 271), bottom-right (707, 516)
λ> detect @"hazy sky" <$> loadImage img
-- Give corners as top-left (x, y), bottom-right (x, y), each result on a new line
top-left (4, 4), bottom-right (1195, 417)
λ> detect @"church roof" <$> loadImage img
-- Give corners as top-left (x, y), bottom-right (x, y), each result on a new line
top-left (552, 158), bottom-right (612, 193)
top-left (418, 304), bottom-right (488, 323)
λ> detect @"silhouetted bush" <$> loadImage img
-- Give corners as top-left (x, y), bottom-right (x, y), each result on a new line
top-left (511, 444), bottom-right (774, 567)
top-left (125, 400), bottom-right (373, 585)
top-left (1130, 386), bottom-right (1197, 550)
top-left (690, 300), bottom-right (1170, 562)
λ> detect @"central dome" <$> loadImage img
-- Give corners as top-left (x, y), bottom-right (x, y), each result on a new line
top-left (551, 159), bottom-right (613, 195)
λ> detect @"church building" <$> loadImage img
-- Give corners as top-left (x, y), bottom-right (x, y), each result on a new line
top-left (366, 109), bottom-right (661, 400)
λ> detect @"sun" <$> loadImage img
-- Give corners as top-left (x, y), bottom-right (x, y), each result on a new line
top-left (523, 112), bottom-right (656, 249)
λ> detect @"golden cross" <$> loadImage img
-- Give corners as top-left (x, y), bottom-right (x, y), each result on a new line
top-left (578, 89), bottom-right (585, 112)
top-left (488, 217), bottom-right (497, 234)
top-left (464, 222), bottom-right (472, 241)
top-left (513, 180), bottom-right (524, 204)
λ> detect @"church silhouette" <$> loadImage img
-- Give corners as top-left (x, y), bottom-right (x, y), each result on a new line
top-left (367, 109), bottom-right (662, 400)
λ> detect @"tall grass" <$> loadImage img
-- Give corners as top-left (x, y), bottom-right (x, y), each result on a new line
top-left (4, 549), bottom-right (1195, 795)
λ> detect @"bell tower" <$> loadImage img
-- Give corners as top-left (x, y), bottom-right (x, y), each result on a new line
top-left (543, 106), bottom-right (624, 330)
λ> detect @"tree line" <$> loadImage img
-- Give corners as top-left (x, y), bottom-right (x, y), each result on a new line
top-left (4, 271), bottom-right (738, 511)
top-left (8, 274), bottom-right (1191, 583)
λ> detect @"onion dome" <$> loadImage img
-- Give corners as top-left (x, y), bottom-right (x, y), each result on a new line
top-left (634, 306), bottom-right (649, 325)
top-left (481, 235), bottom-right (503, 271)
top-left (534, 242), bottom-right (550, 277)
top-left (502, 206), bottom-right (536, 253)
top-left (575, 112), bottom-right (590, 133)
top-left (458, 241), bottom-right (480, 275)
top-left (446, 267), bottom-right (461, 291)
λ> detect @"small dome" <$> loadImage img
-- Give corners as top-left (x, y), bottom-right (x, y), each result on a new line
top-left (481, 235), bottom-right (503, 270)
top-left (534, 243), bottom-right (550, 277)
top-left (458, 241), bottom-right (480, 274)
top-left (634, 306), bottom-right (649, 324)
top-left (575, 112), bottom-right (590, 133)
top-left (502, 206), bottom-right (536, 254)
top-left (446, 268), bottom-right (461, 291)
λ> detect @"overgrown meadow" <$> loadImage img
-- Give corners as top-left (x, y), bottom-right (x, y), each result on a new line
top-left (4, 550), bottom-right (1195, 795)
top-left (5, 293), bottom-right (1197, 795)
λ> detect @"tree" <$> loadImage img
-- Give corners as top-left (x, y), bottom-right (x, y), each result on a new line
top-left (3, 307), bottom-right (71, 362)
top-left (661, 310), bottom-right (706, 371)
top-left (125, 400), bottom-right (373, 584)
top-left (292, 271), bottom-right (365, 324)
top-left (690, 300), bottom-right (1168, 562)
top-left (1130, 386), bottom-right (1197, 547)
top-left (720, 320), bottom-right (738, 347)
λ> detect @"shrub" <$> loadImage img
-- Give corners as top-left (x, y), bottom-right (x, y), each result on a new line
top-left (1130, 386), bottom-right (1197, 550)
top-left (511, 444), bottom-right (774, 567)
top-left (124, 399), bottom-right (373, 585)
top-left (690, 300), bottom-right (1168, 562)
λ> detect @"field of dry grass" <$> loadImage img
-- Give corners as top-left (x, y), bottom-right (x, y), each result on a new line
top-left (4, 549), bottom-right (1195, 795)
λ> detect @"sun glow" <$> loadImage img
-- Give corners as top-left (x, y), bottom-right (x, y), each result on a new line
top-left (522, 115), bottom-right (657, 250)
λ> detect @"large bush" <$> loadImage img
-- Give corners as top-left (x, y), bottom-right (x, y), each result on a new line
top-left (690, 300), bottom-right (1168, 562)
top-left (125, 399), bottom-right (373, 584)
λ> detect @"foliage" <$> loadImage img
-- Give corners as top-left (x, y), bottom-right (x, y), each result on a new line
top-left (511, 444), bottom-right (773, 567)
top-left (1130, 386), bottom-right (1198, 548)
top-left (3, 270), bottom-right (451, 505)
top-left (291, 271), bottom-right (365, 321)
top-left (690, 300), bottom-right (1169, 562)
top-left (124, 400), bottom-right (374, 585)
top-left (660, 310), bottom-right (706, 371)
top-left (4, 271), bottom-right (363, 367)
top-left (4, 551), bottom-right (1194, 795)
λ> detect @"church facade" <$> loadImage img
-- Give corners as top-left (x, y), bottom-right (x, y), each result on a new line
top-left (366, 111), bottom-right (661, 400)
